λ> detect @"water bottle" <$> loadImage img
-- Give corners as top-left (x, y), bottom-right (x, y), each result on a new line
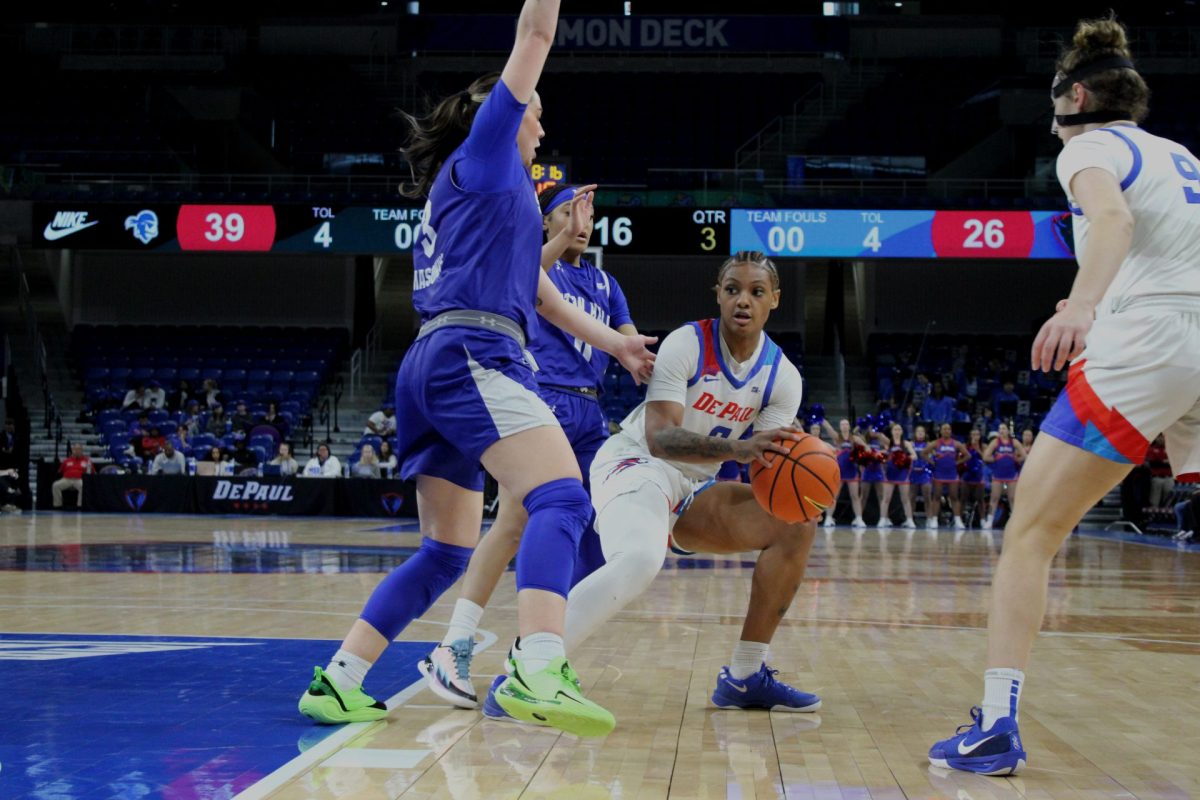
top-left (187, 457), bottom-right (196, 476)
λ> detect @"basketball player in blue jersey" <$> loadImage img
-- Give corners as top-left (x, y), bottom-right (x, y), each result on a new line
top-left (931, 16), bottom-right (1200, 774)
top-left (297, 0), bottom-right (656, 739)
top-left (420, 181), bottom-right (639, 708)
top-left (981, 422), bottom-right (1026, 530)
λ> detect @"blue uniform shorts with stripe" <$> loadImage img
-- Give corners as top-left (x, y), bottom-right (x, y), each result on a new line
top-left (395, 327), bottom-right (558, 492)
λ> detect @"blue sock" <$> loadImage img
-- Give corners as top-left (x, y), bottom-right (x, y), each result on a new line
top-left (360, 536), bottom-right (472, 641)
top-left (517, 478), bottom-right (592, 599)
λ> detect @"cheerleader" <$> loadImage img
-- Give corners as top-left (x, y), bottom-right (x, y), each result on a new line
top-left (908, 425), bottom-right (935, 524)
top-left (856, 421), bottom-right (890, 527)
top-left (929, 422), bottom-right (969, 530)
top-left (880, 422), bottom-right (917, 528)
top-left (960, 428), bottom-right (988, 527)
top-left (822, 418), bottom-right (864, 528)
top-left (982, 423), bottom-right (1027, 530)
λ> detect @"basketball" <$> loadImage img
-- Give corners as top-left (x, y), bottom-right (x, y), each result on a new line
top-left (749, 434), bottom-right (841, 523)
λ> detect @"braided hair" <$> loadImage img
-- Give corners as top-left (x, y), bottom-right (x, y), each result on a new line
top-left (714, 251), bottom-right (780, 291)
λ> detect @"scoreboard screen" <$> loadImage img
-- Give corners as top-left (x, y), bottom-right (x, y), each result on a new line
top-left (729, 209), bottom-right (1073, 259)
top-left (34, 203), bottom-right (1072, 259)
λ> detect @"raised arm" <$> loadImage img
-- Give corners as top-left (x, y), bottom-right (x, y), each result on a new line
top-left (500, 0), bottom-right (561, 104)
top-left (540, 184), bottom-right (597, 270)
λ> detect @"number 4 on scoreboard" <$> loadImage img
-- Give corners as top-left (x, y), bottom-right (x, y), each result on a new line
top-left (862, 226), bottom-right (881, 253)
top-left (313, 221), bottom-right (332, 249)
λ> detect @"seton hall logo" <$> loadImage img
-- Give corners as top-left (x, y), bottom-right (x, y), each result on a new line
top-left (380, 492), bottom-right (404, 516)
top-left (123, 488), bottom-right (148, 511)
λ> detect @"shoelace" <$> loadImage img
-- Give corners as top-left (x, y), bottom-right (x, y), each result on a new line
top-left (449, 639), bottom-right (474, 681)
top-left (955, 706), bottom-right (984, 735)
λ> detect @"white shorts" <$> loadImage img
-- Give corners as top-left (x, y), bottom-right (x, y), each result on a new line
top-left (1041, 300), bottom-right (1200, 481)
top-left (589, 435), bottom-right (716, 551)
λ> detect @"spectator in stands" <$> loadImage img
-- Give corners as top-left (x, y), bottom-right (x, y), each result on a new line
top-left (122, 382), bottom-right (150, 411)
top-left (201, 378), bottom-right (225, 409)
top-left (259, 401), bottom-right (290, 439)
top-left (231, 402), bottom-right (255, 434)
top-left (144, 380), bottom-right (167, 410)
top-left (167, 379), bottom-right (193, 412)
top-left (1173, 487), bottom-right (1199, 541)
top-left (352, 444), bottom-right (381, 479)
top-left (207, 405), bottom-right (228, 436)
top-left (897, 403), bottom-right (919, 438)
top-left (922, 382), bottom-right (955, 425)
top-left (974, 405), bottom-right (999, 435)
top-left (151, 439), bottom-right (187, 475)
top-left (911, 373), bottom-right (932, 408)
top-left (230, 435), bottom-right (258, 472)
top-left (953, 398), bottom-right (975, 424)
top-left (960, 368), bottom-right (980, 401)
top-left (302, 443), bottom-right (341, 478)
top-left (0, 418), bottom-right (17, 470)
top-left (52, 443), bottom-right (93, 509)
top-left (0, 467), bottom-right (22, 513)
top-left (378, 440), bottom-right (397, 478)
top-left (135, 425), bottom-right (165, 461)
top-left (180, 400), bottom-right (202, 436)
top-left (363, 404), bottom-right (397, 438)
top-left (269, 442), bottom-right (300, 477)
top-left (170, 424), bottom-right (191, 452)
top-left (1145, 434), bottom-right (1174, 508)
top-left (992, 379), bottom-right (1021, 416)
top-left (203, 444), bottom-right (234, 477)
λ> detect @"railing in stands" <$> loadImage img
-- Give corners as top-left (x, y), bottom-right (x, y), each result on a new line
top-left (314, 398), bottom-right (331, 456)
top-left (331, 375), bottom-right (344, 434)
top-left (348, 350), bottom-right (362, 401)
top-left (363, 322), bottom-right (382, 373)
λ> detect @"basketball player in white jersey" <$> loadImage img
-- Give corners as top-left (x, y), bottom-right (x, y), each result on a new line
top-left (930, 15), bottom-right (1200, 775)
top-left (482, 251), bottom-right (823, 717)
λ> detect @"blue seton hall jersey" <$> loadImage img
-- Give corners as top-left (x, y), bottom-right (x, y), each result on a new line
top-left (413, 79), bottom-right (543, 340)
top-left (531, 259), bottom-right (633, 389)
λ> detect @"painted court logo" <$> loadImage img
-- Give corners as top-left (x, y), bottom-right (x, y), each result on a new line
top-left (380, 492), bottom-right (404, 516)
top-left (123, 488), bottom-right (148, 511)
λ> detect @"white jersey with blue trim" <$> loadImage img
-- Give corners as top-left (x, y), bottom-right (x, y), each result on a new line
top-left (1057, 124), bottom-right (1200, 316)
top-left (609, 318), bottom-right (803, 482)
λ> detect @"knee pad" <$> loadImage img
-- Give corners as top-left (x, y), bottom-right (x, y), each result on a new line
top-left (360, 536), bottom-right (471, 641)
top-left (516, 477), bottom-right (593, 597)
top-left (523, 477), bottom-right (592, 547)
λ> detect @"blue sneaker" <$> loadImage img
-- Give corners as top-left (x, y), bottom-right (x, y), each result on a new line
top-left (929, 707), bottom-right (1026, 776)
top-left (711, 664), bottom-right (821, 712)
top-left (482, 674), bottom-right (550, 726)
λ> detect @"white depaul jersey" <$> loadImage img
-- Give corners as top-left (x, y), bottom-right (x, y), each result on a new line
top-left (610, 319), bottom-right (803, 482)
top-left (1057, 124), bottom-right (1200, 316)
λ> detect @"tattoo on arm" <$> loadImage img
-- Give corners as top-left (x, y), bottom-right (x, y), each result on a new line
top-left (652, 427), bottom-right (738, 460)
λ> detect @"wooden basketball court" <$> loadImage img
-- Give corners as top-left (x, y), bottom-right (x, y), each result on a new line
top-left (1, 512), bottom-right (1196, 799)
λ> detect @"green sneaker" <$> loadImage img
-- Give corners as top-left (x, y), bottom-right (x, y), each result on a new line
top-left (493, 657), bottom-right (615, 738)
top-left (298, 666), bottom-right (388, 724)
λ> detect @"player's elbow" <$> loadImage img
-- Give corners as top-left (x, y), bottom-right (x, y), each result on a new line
top-left (646, 429), bottom-right (668, 459)
top-left (1094, 206), bottom-right (1134, 238)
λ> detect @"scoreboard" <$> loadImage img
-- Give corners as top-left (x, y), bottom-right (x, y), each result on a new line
top-left (35, 203), bottom-right (1073, 259)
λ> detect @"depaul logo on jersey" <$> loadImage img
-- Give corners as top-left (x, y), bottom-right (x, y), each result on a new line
top-left (692, 391), bottom-right (756, 423)
top-left (605, 457), bottom-right (648, 481)
top-left (124, 210), bottom-right (159, 244)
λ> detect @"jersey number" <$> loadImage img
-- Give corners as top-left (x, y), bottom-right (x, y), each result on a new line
top-left (708, 426), bottom-right (733, 438)
top-left (1170, 153), bottom-right (1200, 204)
top-left (419, 199), bottom-right (438, 256)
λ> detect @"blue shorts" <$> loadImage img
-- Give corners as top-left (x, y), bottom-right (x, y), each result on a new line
top-left (885, 464), bottom-right (911, 484)
top-left (537, 385), bottom-right (608, 491)
top-left (395, 328), bottom-right (558, 491)
top-left (861, 464), bottom-right (885, 483)
top-left (837, 453), bottom-right (859, 482)
top-left (909, 468), bottom-right (931, 487)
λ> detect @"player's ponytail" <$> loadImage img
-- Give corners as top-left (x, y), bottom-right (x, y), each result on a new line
top-left (1055, 14), bottom-right (1150, 122)
top-left (398, 74), bottom-right (501, 199)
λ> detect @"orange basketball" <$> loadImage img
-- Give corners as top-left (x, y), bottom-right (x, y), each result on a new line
top-left (749, 433), bottom-right (841, 523)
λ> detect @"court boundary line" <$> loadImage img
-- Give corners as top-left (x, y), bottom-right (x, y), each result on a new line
top-left (232, 626), bottom-right (497, 800)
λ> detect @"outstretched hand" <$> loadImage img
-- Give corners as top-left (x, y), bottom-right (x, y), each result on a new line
top-left (615, 333), bottom-right (657, 385)
top-left (566, 184), bottom-right (597, 240)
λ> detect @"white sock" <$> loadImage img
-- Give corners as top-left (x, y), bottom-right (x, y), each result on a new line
top-left (563, 485), bottom-right (668, 653)
top-left (981, 667), bottom-right (1025, 730)
top-left (325, 648), bottom-right (371, 692)
top-left (729, 640), bottom-right (769, 680)
top-left (441, 598), bottom-right (483, 646)
top-left (516, 632), bottom-right (564, 674)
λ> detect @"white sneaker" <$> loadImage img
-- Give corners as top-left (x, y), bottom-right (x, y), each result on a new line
top-left (953, 517), bottom-right (966, 530)
top-left (852, 517), bottom-right (867, 529)
top-left (822, 516), bottom-right (836, 528)
top-left (420, 639), bottom-right (478, 709)
top-left (926, 518), bottom-right (938, 530)
top-left (878, 518), bottom-right (892, 529)
top-left (981, 517), bottom-right (992, 530)
top-left (902, 518), bottom-right (916, 529)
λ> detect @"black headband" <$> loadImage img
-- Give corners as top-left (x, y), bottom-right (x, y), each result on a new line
top-left (1052, 55), bottom-right (1136, 98)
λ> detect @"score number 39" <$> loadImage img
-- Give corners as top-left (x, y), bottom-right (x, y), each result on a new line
top-left (204, 212), bottom-right (245, 242)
